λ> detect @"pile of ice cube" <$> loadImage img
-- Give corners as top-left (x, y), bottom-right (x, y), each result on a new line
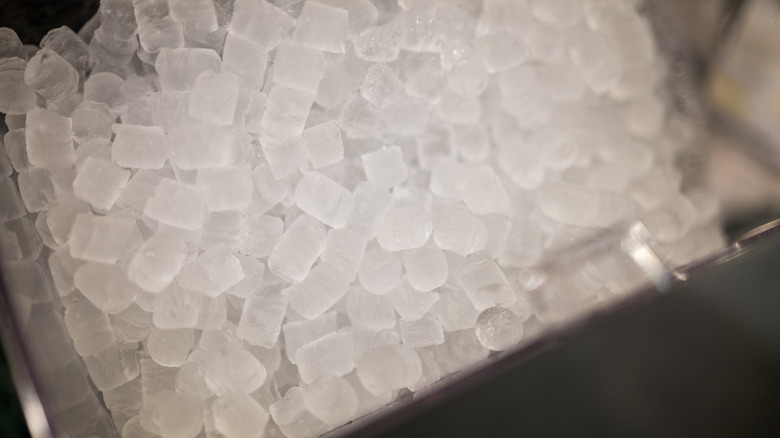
top-left (0, 0), bottom-right (726, 437)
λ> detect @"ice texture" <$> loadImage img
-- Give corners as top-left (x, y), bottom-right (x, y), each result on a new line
top-left (361, 146), bottom-right (408, 188)
top-left (302, 120), bottom-right (344, 169)
top-left (112, 124), bottom-right (168, 169)
top-left (188, 71), bottom-right (240, 125)
top-left (128, 233), bottom-right (188, 293)
top-left (295, 171), bottom-right (354, 228)
top-left (0, 58), bottom-right (38, 115)
top-left (73, 157), bottom-right (131, 211)
top-left (268, 214), bottom-right (326, 281)
top-left (25, 108), bottom-right (74, 170)
top-left (375, 205), bottom-right (433, 252)
top-left (144, 179), bottom-right (208, 231)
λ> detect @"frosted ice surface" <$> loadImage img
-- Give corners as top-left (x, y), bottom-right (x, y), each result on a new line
top-left (432, 329), bottom-right (488, 374)
top-left (404, 54), bottom-right (447, 102)
top-left (74, 262), bottom-right (139, 314)
top-left (390, 277), bottom-right (439, 321)
top-left (499, 220), bottom-right (545, 268)
top-left (318, 0), bottom-right (378, 37)
top-left (321, 228), bottom-right (368, 282)
top-left (539, 181), bottom-right (638, 228)
top-left (99, 0), bottom-right (138, 41)
top-left (111, 125), bottom-right (167, 169)
top-left (143, 178), bottom-right (208, 231)
top-left (139, 390), bottom-right (203, 438)
top-left (349, 182), bottom-right (391, 238)
top-left (0, 28), bottom-right (26, 59)
top-left (626, 94), bottom-right (665, 139)
top-left (25, 108), bottom-right (74, 170)
top-left (475, 306), bottom-right (524, 351)
top-left (568, 31), bottom-right (621, 94)
top-left (458, 251), bottom-right (515, 311)
top-left (69, 213), bottom-right (135, 264)
top-left (435, 91), bottom-right (481, 124)
top-left (455, 165), bottom-right (510, 215)
top-left (0, 58), bottom-right (37, 115)
top-left (147, 327), bottom-right (194, 367)
top-left (116, 170), bottom-right (163, 212)
top-left (176, 243), bottom-right (244, 297)
top-left (356, 344), bottom-right (421, 396)
top-left (39, 26), bottom-right (90, 77)
top-left (375, 204), bottom-right (433, 252)
top-left (83, 344), bottom-right (140, 392)
top-left (272, 41), bottom-right (326, 94)
top-left (400, 317), bottom-right (444, 348)
top-left (155, 48), bottom-right (221, 92)
top-left (432, 206), bottom-right (488, 256)
top-left (73, 157), bottom-right (131, 211)
top-left (48, 244), bottom-right (82, 297)
top-left (260, 136), bottom-right (309, 180)
top-left (295, 171), bottom-right (354, 228)
top-left (139, 357), bottom-right (178, 398)
top-left (284, 262), bottom-right (350, 319)
top-left (295, 329), bottom-right (354, 383)
top-left (152, 285), bottom-right (212, 329)
top-left (361, 146), bottom-right (408, 189)
top-left (230, 0), bottom-right (296, 50)
top-left (111, 304), bottom-right (153, 344)
top-left (84, 72), bottom-right (127, 112)
top-left (407, 347), bottom-right (441, 392)
top-left (282, 311), bottom-right (339, 364)
top-left (222, 33), bottom-right (268, 91)
top-left (293, 1), bottom-right (349, 53)
top-left (268, 214), bottom-right (326, 281)
top-left (17, 168), bottom-right (60, 213)
top-left (448, 53), bottom-right (489, 97)
top-left (71, 102), bottom-right (115, 140)
top-left (167, 125), bottom-right (238, 170)
top-left (338, 93), bottom-right (382, 138)
top-left (188, 71), bottom-right (240, 125)
top-left (360, 63), bottom-right (402, 109)
top-left (128, 233), bottom-right (188, 293)
top-left (316, 60), bottom-right (352, 109)
top-left (304, 376), bottom-right (358, 426)
top-left (46, 193), bottom-right (89, 246)
top-left (402, 244), bottom-right (448, 292)
top-left (474, 31), bottom-right (528, 73)
top-left (260, 85), bottom-right (315, 141)
top-left (212, 393), bottom-right (270, 438)
top-left (234, 89), bottom-right (266, 134)
top-left (169, 0), bottom-right (217, 31)
top-left (4, 129), bottom-right (29, 172)
top-left (430, 285), bottom-right (479, 332)
top-left (195, 165), bottom-right (253, 212)
top-left (353, 23), bottom-right (402, 62)
top-left (206, 349), bottom-right (267, 396)
top-left (64, 299), bottom-right (116, 356)
top-left (237, 285), bottom-right (287, 348)
top-left (302, 120), bottom-right (344, 169)
top-left (238, 215), bottom-right (284, 258)
top-left (358, 244), bottom-right (402, 295)
top-left (347, 286), bottom-right (396, 330)
top-left (24, 48), bottom-right (79, 101)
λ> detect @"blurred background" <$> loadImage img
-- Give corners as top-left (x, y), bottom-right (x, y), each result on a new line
top-left (2, 0), bottom-right (780, 436)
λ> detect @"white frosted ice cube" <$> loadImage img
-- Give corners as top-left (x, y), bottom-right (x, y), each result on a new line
top-left (147, 327), bottom-right (194, 367)
top-left (295, 329), bottom-right (354, 383)
top-left (167, 125), bottom-right (239, 170)
top-left (375, 205), bottom-right (433, 252)
top-left (267, 214), bottom-right (326, 281)
top-left (116, 170), bottom-right (164, 212)
top-left (432, 206), bottom-right (489, 256)
top-left (347, 286), bottom-right (396, 330)
top-left (229, 0), bottom-right (296, 49)
top-left (353, 23), bottom-right (402, 62)
top-left (321, 228), bottom-right (368, 282)
top-left (238, 214), bottom-right (284, 258)
top-left (358, 244), bottom-right (402, 295)
top-left (111, 124), bottom-right (168, 169)
top-left (177, 243), bottom-right (244, 297)
top-left (83, 72), bottom-right (127, 113)
top-left (237, 285), bottom-right (287, 348)
top-left (25, 108), bottom-right (74, 170)
top-left (133, 0), bottom-right (185, 54)
top-left (74, 262), bottom-right (139, 314)
top-left (168, 0), bottom-right (218, 31)
top-left (72, 157), bottom-right (131, 211)
top-left (293, 1), bottom-right (349, 53)
top-left (402, 244), bottom-right (448, 292)
top-left (458, 251), bottom-right (514, 311)
top-left (139, 391), bottom-right (203, 438)
top-left (128, 233), bottom-right (188, 293)
top-left (295, 171), bottom-right (354, 229)
top-left (282, 311), bottom-right (339, 364)
top-left (72, 102), bottom-right (115, 140)
top-left (360, 63), bottom-right (402, 109)
top-left (24, 48), bottom-right (79, 101)
top-left (155, 48), bottom-right (221, 92)
top-left (206, 349), bottom-right (266, 396)
top-left (144, 178), bottom-right (208, 231)
top-left (474, 30), bottom-right (528, 73)
top-left (455, 165), bottom-right (510, 215)
top-left (302, 120), bottom-right (344, 169)
top-left (361, 146), bottom-right (408, 189)
top-left (188, 71), bottom-right (240, 125)
top-left (196, 165), bottom-right (253, 212)
top-left (272, 41), bottom-right (326, 94)
top-left (399, 317), bottom-right (444, 348)
top-left (0, 58), bottom-right (38, 115)
top-left (283, 262), bottom-right (350, 320)
top-left (212, 393), bottom-right (270, 438)
top-left (222, 33), bottom-right (268, 90)
top-left (259, 135), bottom-right (309, 179)
top-left (349, 182), bottom-right (391, 237)
top-left (390, 277), bottom-right (439, 321)
top-left (17, 168), bottom-right (60, 213)
top-left (69, 213), bottom-right (135, 264)
top-left (260, 85), bottom-right (315, 141)
top-left (64, 300), bottom-right (116, 356)
top-left (356, 344), bottom-right (421, 396)
top-left (304, 376), bottom-right (358, 426)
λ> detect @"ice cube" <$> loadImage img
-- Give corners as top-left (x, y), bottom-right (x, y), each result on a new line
top-left (17, 168), bottom-right (60, 213)
top-left (70, 102), bottom-right (115, 140)
top-left (233, 89), bottom-right (266, 134)
top-left (188, 71), bottom-right (240, 125)
top-left (167, 125), bottom-right (239, 170)
top-left (474, 30), bottom-right (528, 73)
top-left (229, 0), bottom-right (296, 49)
top-left (144, 178), bottom-right (208, 231)
top-left (499, 220), bottom-right (545, 268)
top-left (238, 215), bottom-right (284, 258)
top-left (116, 170), bottom-right (164, 212)
top-left (195, 165), bottom-right (253, 212)
top-left (434, 91), bottom-right (481, 124)
top-left (205, 350), bottom-right (266, 396)
top-left (211, 393), bottom-right (270, 438)
top-left (390, 277), bottom-right (439, 321)
top-left (127, 233), bottom-right (188, 293)
top-left (540, 181), bottom-right (638, 228)
top-left (168, 0), bottom-right (218, 31)
top-left (292, 2), bottom-right (347, 53)
top-left (455, 165), bottom-right (510, 215)
top-left (74, 262), bottom-right (139, 314)
top-left (568, 31), bottom-right (621, 94)
top-left (48, 244), bottom-right (82, 297)
top-left (25, 108), bottom-right (75, 170)
top-left (358, 243), bottom-right (402, 295)
top-left (474, 306), bottom-right (524, 351)
top-left (432, 206), bottom-right (489, 256)
top-left (432, 329), bottom-right (488, 374)
top-left (152, 285), bottom-right (222, 329)
top-left (99, 0), bottom-right (138, 40)
top-left (353, 23), bottom-right (402, 62)
top-left (272, 41), bottom-right (326, 94)
top-left (451, 125), bottom-right (490, 163)
top-left (64, 299), bottom-right (116, 356)
top-left (4, 129), bottom-right (29, 172)
top-left (348, 182), bottom-right (391, 237)
top-left (24, 48), bottom-right (79, 101)
top-left (0, 58), bottom-right (39, 115)
top-left (360, 63), bottom-right (403, 109)
top-left (0, 27), bottom-right (27, 59)
top-left (530, 0), bottom-right (584, 28)
top-left (111, 124), bottom-right (168, 169)
top-left (356, 344), bottom-right (421, 396)
top-left (316, 59), bottom-right (351, 109)
top-left (139, 390), bottom-right (203, 438)
top-left (338, 93), bottom-right (382, 138)
top-left (147, 327), bottom-right (194, 367)
top-left (222, 33), bottom-right (268, 90)
top-left (399, 317), bottom-right (444, 348)
top-left (39, 26), bottom-right (91, 77)
top-left (83, 344), bottom-right (139, 392)
top-left (347, 286), bottom-right (396, 330)
top-left (177, 243), bottom-right (244, 297)
top-left (304, 376), bottom-right (358, 426)
top-left (457, 251), bottom-right (514, 311)
top-left (72, 157), bottom-right (131, 211)
top-left (133, 0), bottom-right (184, 53)
top-left (448, 53), bottom-right (489, 97)
top-left (295, 329), bottom-right (355, 383)
top-left (84, 72), bottom-right (127, 113)
top-left (361, 146), bottom-right (408, 189)
top-left (110, 304), bottom-right (153, 344)
top-left (260, 85), bottom-right (315, 141)
top-left (155, 48), bottom-right (221, 92)
top-left (295, 171), bottom-right (354, 229)
top-left (237, 285), bottom-right (287, 348)
top-left (375, 204), bottom-right (433, 252)
top-left (401, 244), bottom-right (448, 292)
top-left (320, 228), bottom-right (368, 282)
top-left (302, 120), bottom-right (344, 169)
top-left (283, 262), bottom-right (350, 319)
top-left (69, 213), bottom-right (135, 264)
top-left (267, 214), bottom-right (326, 281)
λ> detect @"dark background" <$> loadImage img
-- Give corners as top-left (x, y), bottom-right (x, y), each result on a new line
top-left (0, 0), bottom-right (99, 45)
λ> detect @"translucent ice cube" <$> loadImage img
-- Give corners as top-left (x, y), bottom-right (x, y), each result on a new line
top-left (347, 286), bottom-right (396, 330)
top-left (361, 146), bottom-right (408, 189)
top-left (356, 344), bottom-right (421, 396)
top-left (17, 168), bottom-right (61, 213)
top-left (358, 244), bottom-right (402, 295)
top-left (272, 41), bottom-right (326, 94)
top-left (24, 48), bottom-right (79, 101)
top-left (321, 228), bottom-right (368, 282)
top-left (457, 251), bottom-right (514, 311)
top-left (402, 244), bottom-right (448, 292)
top-left (69, 213), bottom-right (135, 264)
top-left (221, 33), bottom-right (268, 90)
top-left (0, 58), bottom-right (39, 115)
top-left (74, 262), bottom-right (140, 314)
top-left (155, 48), bottom-right (221, 92)
top-left (168, 0), bottom-right (218, 32)
top-left (237, 285), bottom-right (287, 348)
top-left (474, 306), bottom-right (524, 351)
top-left (167, 125), bottom-right (239, 170)
top-left (432, 206), bottom-right (489, 256)
top-left (304, 376), bottom-right (358, 426)
top-left (211, 393), bottom-right (269, 438)
top-left (375, 204), bottom-right (433, 252)
top-left (188, 71), bottom-right (240, 125)
top-left (147, 327), bottom-right (194, 367)
top-left (353, 23), bottom-right (402, 62)
top-left (267, 214), bottom-right (326, 281)
top-left (230, 0), bottom-right (296, 49)
top-left (390, 277), bottom-right (439, 321)
top-left (399, 317), bottom-right (444, 348)
top-left (283, 262), bottom-right (350, 320)
top-left (295, 329), bottom-right (354, 383)
top-left (455, 165), bottom-right (510, 215)
top-left (128, 233), bottom-right (188, 293)
top-left (238, 215), bottom-right (284, 258)
top-left (72, 157), bottom-right (131, 211)
top-left (176, 243), bottom-right (244, 297)
top-left (295, 171), bottom-right (354, 229)
top-left (25, 108), bottom-right (75, 170)
top-left (302, 120), bottom-right (344, 169)
top-left (195, 165), bottom-right (253, 212)
top-left (144, 178), bottom-right (208, 231)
